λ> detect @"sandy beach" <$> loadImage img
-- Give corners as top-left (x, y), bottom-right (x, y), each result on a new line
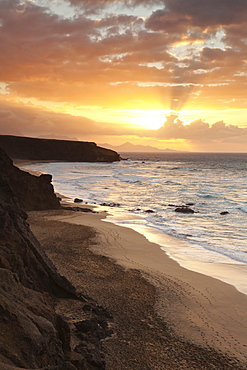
top-left (27, 203), bottom-right (247, 369)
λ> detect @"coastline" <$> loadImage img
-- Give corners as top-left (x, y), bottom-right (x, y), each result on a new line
top-left (28, 205), bottom-right (247, 368)
top-left (103, 214), bottom-right (247, 296)
top-left (17, 161), bottom-right (247, 366)
top-left (16, 159), bottom-right (247, 297)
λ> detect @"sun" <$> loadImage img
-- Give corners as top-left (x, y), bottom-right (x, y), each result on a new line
top-left (130, 109), bottom-right (169, 129)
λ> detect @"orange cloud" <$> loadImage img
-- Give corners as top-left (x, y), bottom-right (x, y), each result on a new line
top-left (0, 0), bottom-right (246, 152)
top-left (157, 115), bottom-right (247, 144)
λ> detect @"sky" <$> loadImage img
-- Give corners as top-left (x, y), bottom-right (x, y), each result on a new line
top-left (0, 0), bottom-right (246, 152)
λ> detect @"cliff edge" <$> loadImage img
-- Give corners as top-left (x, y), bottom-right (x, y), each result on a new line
top-left (0, 147), bottom-right (60, 211)
top-left (0, 150), bottom-right (112, 369)
top-left (0, 135), bottom-right (120, 162)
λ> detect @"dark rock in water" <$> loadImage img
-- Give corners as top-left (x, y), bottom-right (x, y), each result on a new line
top-left (0, 147), bottom-right (60, 211)
top-left (175, 206), bottom-right (195, 214)
top-left (74, 198), bottom-right (83, 203)
top-left (129, 208), bottom-right (142, 212)
top-left (145, 209), bottom-right (155, 213)
top-left (100, 202), bottom-right (120, 207)
top-left (0, 134), bottom-right (120, 162)
top-left (186, 202), bottom-right (195, 206)
top-left (220, 211), bottom-right (229, 215)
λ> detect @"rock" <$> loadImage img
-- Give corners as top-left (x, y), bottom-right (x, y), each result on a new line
top-left (100, 202), bottom-right (120, 207)
top-left (0, 269), bottom-right (65, 369)
top-left (75, 345), bottom-right (106, 369)
top-left (186, 202), bottom-right (195, 206)
top-left (62, 206), bottom-right (96, 213)
top-left (175, 206), bottom-right (195, 214)
top-left (0, 149), bottom-right (115, 370)
top-left (0, 147), bottom-right (60, 211)
top-left (144, 209), bottom-right (155, 213)
top-left (74, 315), bottom-right (113, 370)
top-left (220, 211), bottom-right (229, 215)
top-left (74, 198), bottom-right (83, 203)
top-left (128, 208), bottom-right (141, 212)
top-left (0, 135), bottom-right (120, 163)
top-left (0, 190), bottom-right (76, 369)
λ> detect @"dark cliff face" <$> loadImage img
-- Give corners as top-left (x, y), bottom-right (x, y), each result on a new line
top-left (0, 147), bottom-right (60, 211)
top-left (0, 151), bottom-right (110, 369)
top-left (0, 177), bottom-right (76, 368)
top-left (0, 135), bottom-right (120, 162)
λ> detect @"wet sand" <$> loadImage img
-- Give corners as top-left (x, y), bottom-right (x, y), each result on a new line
top-left (28, 206), bottom-right (247, 369)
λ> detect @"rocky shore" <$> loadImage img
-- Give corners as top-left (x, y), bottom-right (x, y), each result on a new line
top-left (1, 147), bottom-right (247, 369)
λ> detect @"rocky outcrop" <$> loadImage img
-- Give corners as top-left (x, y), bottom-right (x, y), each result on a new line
top-left (0, 178), bottom-right (75, 368)
top-left (0, 268), bottom-right (69, 369)
top-left (0, 147), bottom-right (60, 211)
top-left (0, 151), bottom-right (112, 369)
top-left (175, 206), bottom-right (195, 214)
top-left (0, 135), bottom-right (120, 162)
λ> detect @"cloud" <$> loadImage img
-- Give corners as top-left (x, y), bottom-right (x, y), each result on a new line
top-left (66, 0), bottom-right (162, 11)
top-left (0, 1), bottom-right (246, 93)
top-left (0, 102), bottom-right (149, 139)
top-left (147, 0), bottom-right (247, 31)
top-left (1, 102), bottom-right (246, 148)
top-left (157, 115), bottom-right (247, 143)
top-left (0, 0), bottom-right (246, 145)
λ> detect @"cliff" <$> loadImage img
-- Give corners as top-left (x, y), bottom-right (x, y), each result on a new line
top-left (0, 150), bottom-right (112, 369)
top-left (0, 135), bottom-right (120, 162)
top-left (0, 147), bottom-right (60, 211)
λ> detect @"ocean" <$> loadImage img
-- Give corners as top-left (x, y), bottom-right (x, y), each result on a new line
top-left (24, 152), bottom-right (247, 293)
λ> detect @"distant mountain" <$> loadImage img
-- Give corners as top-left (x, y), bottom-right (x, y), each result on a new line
top-left (99, 142), bottom-right (178, 153)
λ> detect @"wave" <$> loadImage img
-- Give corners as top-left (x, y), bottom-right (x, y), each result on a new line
top-left (237, 205), bottom-right (247, 213)
top-left (196, 191), bottom-right (221, 199)
top-left (170, 166), bottom-right (181, 170)
top-left (113, 175), bottom-right (143, 184)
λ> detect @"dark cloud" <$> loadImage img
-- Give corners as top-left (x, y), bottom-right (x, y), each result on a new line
top-left (165, 0), bottom-right (246, 29)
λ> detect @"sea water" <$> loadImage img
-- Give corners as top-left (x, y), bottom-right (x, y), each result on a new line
top-left (24, 152), bottom-right (247, 292)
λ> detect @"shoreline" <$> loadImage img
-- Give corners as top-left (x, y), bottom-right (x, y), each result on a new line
top-left (103, 213), bottom-right (247, 296)
top-left (28, 205), bottom-right (247, 367)
top-left (16, 159), bottom-right (247, 296)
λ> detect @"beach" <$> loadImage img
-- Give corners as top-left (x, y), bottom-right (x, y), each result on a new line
top-left (27, 203), bottom-right (247, 369)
